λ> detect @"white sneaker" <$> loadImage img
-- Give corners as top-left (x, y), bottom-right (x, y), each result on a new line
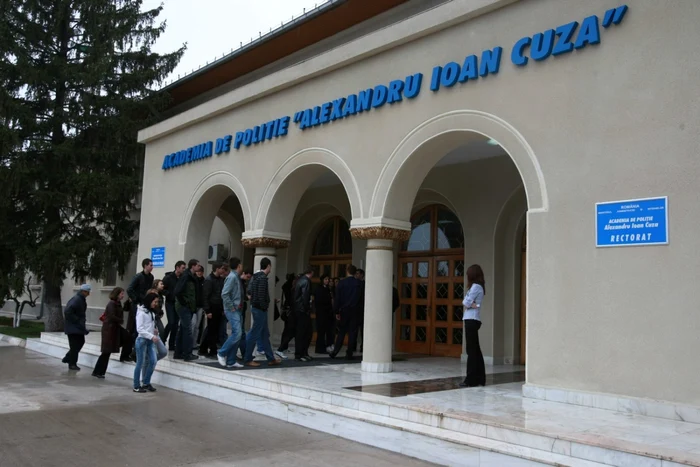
top-left (217, 354), bottom-right (226, 367)
top-left (226, 362), bottom-right (244, 369)
top-left (274, 350), bottom-right (288, 360)
top-left (255, 350), bottom-right (265, 357)
top-left (326, 345), bottom-right (334, 353)
top-left (236, 350), bottom-right (242, 359)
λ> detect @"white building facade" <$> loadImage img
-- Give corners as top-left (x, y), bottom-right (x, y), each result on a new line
top-left (116, 0), bottom-right (700, 411)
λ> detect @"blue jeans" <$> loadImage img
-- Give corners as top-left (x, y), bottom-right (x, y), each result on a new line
top-left (218, 310), bottom-right (243, 366)
top-left (134, 337), bottom-right (157, 389)
top-left (245, 308), bottom-right (275, 362)
top-left (175, 306), bottom-right (193, 358)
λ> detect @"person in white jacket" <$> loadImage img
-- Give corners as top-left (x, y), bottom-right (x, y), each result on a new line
top-left (133, 293), bottom-right (161, 393)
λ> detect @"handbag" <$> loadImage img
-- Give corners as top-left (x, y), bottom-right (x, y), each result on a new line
top-left (99, 312), bottom-right (106, 322)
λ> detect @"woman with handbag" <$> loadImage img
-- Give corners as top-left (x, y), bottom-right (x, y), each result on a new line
top-left (93, 287), bottom-right (132, 378)
top-left (133, 293), bottom-right (162, 393)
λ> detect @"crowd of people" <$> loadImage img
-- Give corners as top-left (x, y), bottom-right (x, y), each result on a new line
top-left (61, 255), bottom-right (488, 392)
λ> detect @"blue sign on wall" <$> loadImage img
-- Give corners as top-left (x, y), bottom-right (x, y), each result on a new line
top-left (596, 197), bottom-right (668, 248)
top-left (151, 247), bottom-right (166, 268)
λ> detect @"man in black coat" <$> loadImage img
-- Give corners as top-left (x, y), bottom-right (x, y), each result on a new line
top-left (330, 265), bottom-right (364, 360)
top-left (200, 262), bottom-right (228, 357)
top-left (162, 261), bottom-right (186, 350)
top-left (293, 266), bottom-right (314, 362)
top-left (62, 284), bottom-right (91, 370)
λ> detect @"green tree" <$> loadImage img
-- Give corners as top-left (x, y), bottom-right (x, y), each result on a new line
top-left (0, 0), bottom-right (184, 331)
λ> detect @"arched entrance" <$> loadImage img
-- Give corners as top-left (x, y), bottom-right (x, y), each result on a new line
top-left (519, 228), bottom-right (526, 365)
top-left (396, 205), bottom-right (465, 357)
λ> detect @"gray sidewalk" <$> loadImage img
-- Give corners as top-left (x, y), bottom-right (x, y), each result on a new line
top-left (0, 346), bottom-right (436, 467)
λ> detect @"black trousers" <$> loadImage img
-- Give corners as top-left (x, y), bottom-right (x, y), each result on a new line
top-left (294, 311), bottom-right (312, 358)
top-left (278, 311), bottom-right (296, 351)
top-left (118, 327), bottom-right (133, 361)
top-left (65, 334), bottom-right (85, 365)
top-left (162, 302), bottom-right (179, 350)
top-left (201, 307), bottom-right (222, 355)
top-left (464, 319), bottom-right (486, 386)
top-left (333, 311), bottom-right (359, 357)
top-left (314, 308), bottom-right (335, 353)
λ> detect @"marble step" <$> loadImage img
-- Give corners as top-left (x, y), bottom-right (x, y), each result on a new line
top-left (32, 333), bottom-right (698, 467)
top-left (27, 336), bottom-right (598, 467)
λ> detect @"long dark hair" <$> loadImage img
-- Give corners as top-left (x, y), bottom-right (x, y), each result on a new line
top-left (466, 264), bottom-right (486, 295)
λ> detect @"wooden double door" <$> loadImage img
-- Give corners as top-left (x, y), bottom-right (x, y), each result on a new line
top-left (396, 255), bottom-right (465, 357)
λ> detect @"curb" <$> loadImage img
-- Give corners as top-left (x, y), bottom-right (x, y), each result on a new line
top-left (0, 333), bottom-right (27, 348)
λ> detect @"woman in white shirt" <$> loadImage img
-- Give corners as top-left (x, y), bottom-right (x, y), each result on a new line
top-left (133, 293), bottom-right (161, 393)
top-left (460, 264), bottom-right (486, 388)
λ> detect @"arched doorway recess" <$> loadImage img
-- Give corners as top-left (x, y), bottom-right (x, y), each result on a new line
top-left (308, 216), bottom-right (353, 280)
top-left (397, 204), bottom-right (465, 357)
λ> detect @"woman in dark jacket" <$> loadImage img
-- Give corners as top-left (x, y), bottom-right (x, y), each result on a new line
top-left (314, 275), bottom-right (335, 354)
top-left (92, 287), bottom-right (128, 379)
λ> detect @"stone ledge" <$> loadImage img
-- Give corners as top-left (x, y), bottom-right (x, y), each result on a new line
top-left (349, 226), bottom-right (410, 241)
top-left (241, 237), bottom-right (291, 249)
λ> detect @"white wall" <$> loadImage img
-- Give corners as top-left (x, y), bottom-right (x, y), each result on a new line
top-left (135, 0), bottom-right (700, 406)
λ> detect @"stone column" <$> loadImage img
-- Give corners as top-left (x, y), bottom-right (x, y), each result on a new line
top-left (241, 237), bottom-right (290, 343)
top-left (350, 226), bottom-right (410, 373)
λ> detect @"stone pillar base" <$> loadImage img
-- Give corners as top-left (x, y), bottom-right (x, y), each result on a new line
top-left (361, 361), bottom-right (393, 373)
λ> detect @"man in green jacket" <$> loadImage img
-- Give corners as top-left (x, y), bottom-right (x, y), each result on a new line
top-left (174, 258), bottom-right (200, 361)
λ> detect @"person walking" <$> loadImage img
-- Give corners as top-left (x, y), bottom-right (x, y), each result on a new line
top-left (201, 262), bottom-right (227, 358)
top-left (275, 273), bottom-right (297, 359)
top-left (62, 284), bottom-right (91, 370)
top-left (217, 258), bottom-right (244, 368)
top-left (314, 274), bottom-right (334, 354)
top-left (243, 258), bottom-right (281, 367)
top-left (293, 267), bottom-right (314, 361)
top-left (162, 261), bottom-right (186, 350)
top-left (174, 259), bottom-right (200, 361)
top-left (93, 287), bottom-right (131, 378)
top-left (192, 265), bottom-right (205, 349)
top-left (329, 265), bottom-right (364, 360)
top-left (133, 293), bottom-right (161, 393)
top-left (460, 264), bottom-right (486, 388)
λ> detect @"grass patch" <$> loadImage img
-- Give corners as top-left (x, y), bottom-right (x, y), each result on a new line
top-left (0, 316), bottom-right (45, 339)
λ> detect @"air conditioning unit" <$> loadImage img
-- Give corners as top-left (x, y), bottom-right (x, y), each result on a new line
top-left (208, 244), bottom-right (227, 263)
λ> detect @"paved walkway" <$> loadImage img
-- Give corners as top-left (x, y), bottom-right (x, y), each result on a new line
top-left (0, 346), bottom-right (436, 467)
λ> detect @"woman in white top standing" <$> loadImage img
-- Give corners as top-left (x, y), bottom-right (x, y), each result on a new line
top-left (133, 292), bottom-right (161, 393)
top-left (460, 264), bottom-right (486, 388)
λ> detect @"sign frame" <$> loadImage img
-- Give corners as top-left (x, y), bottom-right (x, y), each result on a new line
top-left (151, 246), bottom-right (166, 268)
top-left (595, 196), bottom-right (669, 248)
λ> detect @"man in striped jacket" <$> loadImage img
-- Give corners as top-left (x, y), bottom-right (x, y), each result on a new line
top-left (243, 257), bottom-right (281, 367)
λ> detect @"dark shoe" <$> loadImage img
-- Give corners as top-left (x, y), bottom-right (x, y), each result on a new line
top-left (133, 387), bottom-right (147, 393)
top-left (92, 373), bottom-right (105, 379)
top-left (68, 365), bottom-right (81, 371)
top-left (329, 352), bottom-right (338, 359)
top-left (119, 357), bottom-right (135, 363)
top-left (144, 384), bottom-right (157, 392)
top-left (305, 355), bottom-right (314, 360)
top-left (345, 354), bottom-right (354, 361)
top-left (184, 355), bottom-right (199, 362)
top-left (129, 351), bottom-right (136, 360)
top-left (459, 381), bottom-right (480, 388)
top-left (61, 356), bottom-right (69, 364)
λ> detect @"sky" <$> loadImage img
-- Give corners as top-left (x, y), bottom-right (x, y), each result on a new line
top-left (141, 0), bottom-right (325, 85)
